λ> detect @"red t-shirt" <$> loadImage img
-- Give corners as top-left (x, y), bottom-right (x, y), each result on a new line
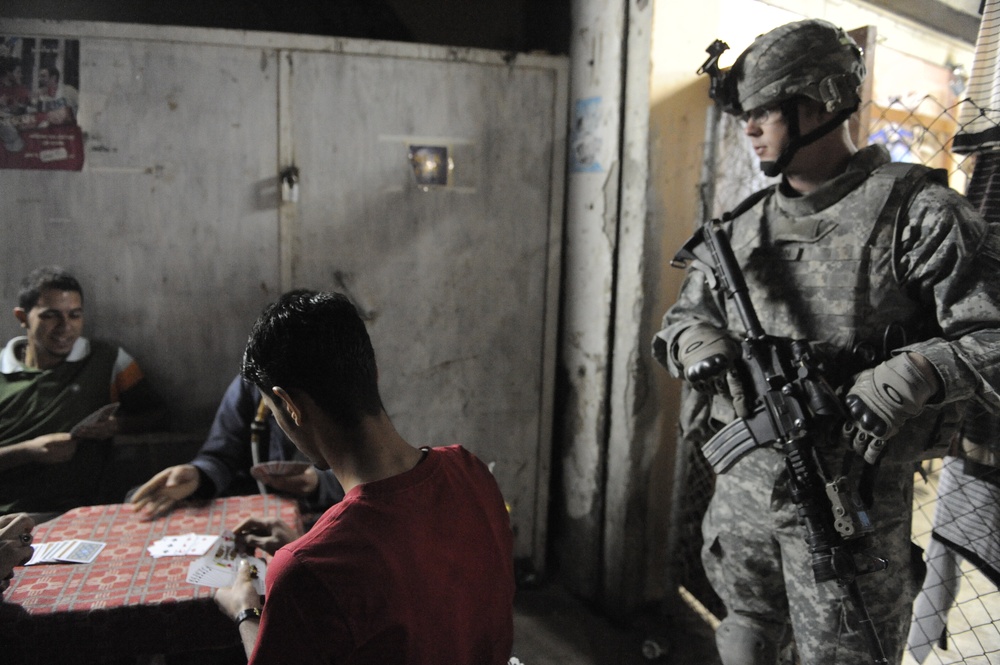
top-left (249, 445), bottom-right (515, 665)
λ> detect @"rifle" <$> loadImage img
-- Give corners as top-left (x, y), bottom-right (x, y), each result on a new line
top-left (671, 217), bottom-right (890, 665)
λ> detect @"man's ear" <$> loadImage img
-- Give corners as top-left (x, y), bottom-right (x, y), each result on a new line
top-left (272, 386), bottom-right (303, 428)
top-left (13, 307), bottom-right (27, 328)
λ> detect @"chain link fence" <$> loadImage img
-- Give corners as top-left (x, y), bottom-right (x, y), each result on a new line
top-left (665, 96), bottom-right (1000, 664)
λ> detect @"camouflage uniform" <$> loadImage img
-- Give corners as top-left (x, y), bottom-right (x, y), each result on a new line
top-left (654, 143), bottom-right (1000, 664)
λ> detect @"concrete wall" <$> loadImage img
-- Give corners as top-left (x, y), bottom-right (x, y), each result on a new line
top-left (0, 18), bottom-right (567, 570)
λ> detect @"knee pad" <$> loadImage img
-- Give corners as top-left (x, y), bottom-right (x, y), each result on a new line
top-left (715, 615), bottom-right (780, 665)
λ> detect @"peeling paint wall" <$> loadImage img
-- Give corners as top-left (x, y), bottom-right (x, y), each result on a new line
top-left (552, 0), bottom-right (626, 598)
top-left (554, 0), bottom-right (658, 617)
top-left (602, 0), bottom-right (657, 618)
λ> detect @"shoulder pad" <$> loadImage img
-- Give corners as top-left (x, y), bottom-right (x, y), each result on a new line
top-left (879, 162), bottom-right (950, 283)
top-left (875, 162), bottom-right (949, 189)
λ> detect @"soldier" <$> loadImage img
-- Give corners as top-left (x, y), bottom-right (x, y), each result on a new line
top-left (653, 19), bottom-right (1000, 665)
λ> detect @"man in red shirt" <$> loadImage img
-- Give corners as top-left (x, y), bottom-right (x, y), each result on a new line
top-left (213, 291), bottom-right (515, 664)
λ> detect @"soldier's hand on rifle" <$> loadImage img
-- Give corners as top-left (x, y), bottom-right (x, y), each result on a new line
top-left (676, 325), bottom-right (747, 410)
top-left (845, 352), bottom-right (941, 463)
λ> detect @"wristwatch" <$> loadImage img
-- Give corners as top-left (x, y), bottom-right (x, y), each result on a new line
top-left (235, 607), bottom-right (262, 626)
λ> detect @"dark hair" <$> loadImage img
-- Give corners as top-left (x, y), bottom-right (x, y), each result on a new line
top-left (241, 291), bottom-right (382, 429)
top-left (41, 65), bottom-right (60, 81)
top-left (18, 266), bottom-right (83, 310)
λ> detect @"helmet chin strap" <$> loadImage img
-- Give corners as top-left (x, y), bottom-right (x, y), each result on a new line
top-left (759, 100), bottom-right (857, 177)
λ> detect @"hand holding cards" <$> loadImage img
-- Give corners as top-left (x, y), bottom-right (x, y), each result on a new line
top-left (70, 403), bottom-right (120, 440)
top-left (186, 531), bottom-right (266, 595)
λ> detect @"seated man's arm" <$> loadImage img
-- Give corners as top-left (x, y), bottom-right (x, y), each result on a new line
top-left (213, 559), bottom-right (263, 659)
top-left (216, 547), bottom-right (347, 665)
top-left (0, 433), bottom-right (76, 472)
top-left (130, 463), bottom-right (202, 518)
top-left (188, 376), bottom-right (260, 497)
top-left (131, 377), bottom-right (259, 518)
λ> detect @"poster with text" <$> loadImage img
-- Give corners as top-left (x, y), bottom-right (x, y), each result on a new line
top-left (0, 36), bottom-right (83, 171)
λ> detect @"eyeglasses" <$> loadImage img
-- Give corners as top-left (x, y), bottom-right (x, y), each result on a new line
top-left (740, 106), bottom-right (782, 126)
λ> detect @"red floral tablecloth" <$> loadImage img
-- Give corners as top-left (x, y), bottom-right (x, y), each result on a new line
top-left (0, 495), bottom-right (301, 665)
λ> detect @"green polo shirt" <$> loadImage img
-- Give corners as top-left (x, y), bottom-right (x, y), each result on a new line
top-left (0, 337), bottom-right (121, 514)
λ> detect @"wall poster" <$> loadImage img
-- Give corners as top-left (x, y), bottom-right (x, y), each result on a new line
top-left (0, 36), bottom-right (83, 171)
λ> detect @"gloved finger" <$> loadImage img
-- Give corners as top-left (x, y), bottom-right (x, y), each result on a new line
top-left (845, 395), bottom-right (889, 438)
top-left (726, 370), bottom-right (749, 419)
top-left (851, 428), bottom-right (887, 464)
top-left (863, 438), bottom-right (887, 465)
top-left (691, 379), bottom-right (714, 395)
top-left (851, 427), bottom-right (869, 457)
top-left (687, 354), bottom-right (731, 383)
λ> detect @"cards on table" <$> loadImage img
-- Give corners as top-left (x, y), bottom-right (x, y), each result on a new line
top-left (147, 532), bottom-right (220, 558)
top-left (186, 531), bottom-right (266, 595)
top-left (23, 530), bottom-right (266, 595)
top-left (25, 539), bottom-right (106, 565)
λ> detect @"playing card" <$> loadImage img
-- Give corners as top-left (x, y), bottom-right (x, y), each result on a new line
top-left (147, 534), bottom-right (195, 558)
top-left (57, 540), bottom-right (105, 563)
top-left (208, 531), bottom-right (237, 560)
top-left (184, 534), bottom-right (220, 556)
top-left (46, 540), bottom-right (77, 561)
top-left (70, 403), bottom-right (120, 439)
top-left (250, 460), bottom-right (311, 482)
top-left (24, 539), bottom-right (106, 565)
top-left (186, 530), bottom-right (266, 594)
top-left (24, 542), bottom-right (52, 566)
top-left (147, 533), bottom-right (219, 558)
top-left (186, 559), bottom-right (242, 588)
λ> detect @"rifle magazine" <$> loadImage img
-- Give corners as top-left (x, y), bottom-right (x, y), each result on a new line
top-left (702, 417), bottom-right (762, 474)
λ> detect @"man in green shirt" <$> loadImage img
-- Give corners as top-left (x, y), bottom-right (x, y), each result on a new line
top-left (0, 266), bottom-right (165, 517)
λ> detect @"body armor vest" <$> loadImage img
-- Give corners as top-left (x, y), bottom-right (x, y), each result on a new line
top-left (727, 167), bottom-right (936, 359)
top-left (717, 164), bottom-right (959, 461)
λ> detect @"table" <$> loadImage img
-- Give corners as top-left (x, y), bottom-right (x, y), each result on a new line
top-left (0, 495), bottom-right (301, 665)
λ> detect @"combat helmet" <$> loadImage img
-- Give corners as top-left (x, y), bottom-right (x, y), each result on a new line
top-left (701, 19), bottom-right (865, 176)
top-left (733, 19), bottom-right (865, 116)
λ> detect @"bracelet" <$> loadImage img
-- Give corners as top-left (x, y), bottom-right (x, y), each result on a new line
top-left (235, 607), bottom-right (262, 627)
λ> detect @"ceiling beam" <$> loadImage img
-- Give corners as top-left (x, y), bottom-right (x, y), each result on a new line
top-left (861, 0), bottom-right (981, 44)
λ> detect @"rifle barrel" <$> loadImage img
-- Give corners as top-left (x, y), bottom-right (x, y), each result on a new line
top-left (705, 223), bottom-right (766, 339)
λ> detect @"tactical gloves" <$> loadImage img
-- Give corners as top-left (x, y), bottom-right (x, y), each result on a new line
top-left (675, 322), bottom-right (736, 382)
top-left (676, 324), bottom-right (739, 384)
top-left (676, 324), bottom-right (753, 417)
top-left (845, 352), bottom-right (941, 463)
